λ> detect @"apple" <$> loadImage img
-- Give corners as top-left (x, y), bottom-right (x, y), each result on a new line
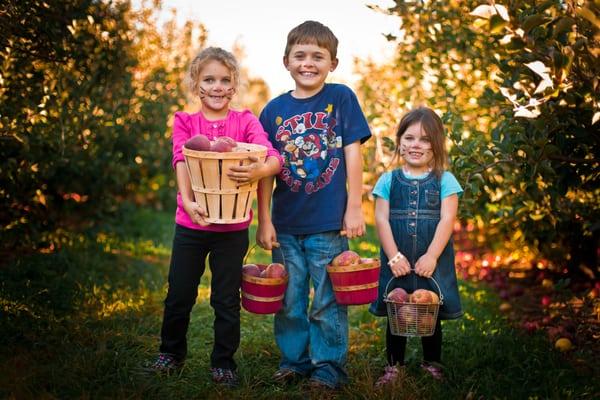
top-left (210, 140), bottom-right (234, 153)
top-left (215, 136), bottom-right (237, 147)
top-left (554, 337), bottom-right (573, 352)
top-left (263, 262), bottom-right (287, 278)
top-left (397, 305), bottom-right (416, 326)
top-left (409, 289), bottom-right (437, 304)
top-left (331, 250), bottom-right (361, 266)
top-left (541, 295), bottom-right (552, 307)
top-left (387, 287), bottom-right (409, 303)
top-left (417, 313), bottom-right (436, 334)
top-left (242, 263), bottom-right (261, 277)
top-left (185, 134), bottom-right (211, 151)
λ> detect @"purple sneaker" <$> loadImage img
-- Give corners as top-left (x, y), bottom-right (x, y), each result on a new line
top-left (421, 361), bottom-right (444, 380)
top-left (145, 353), bottom-right (183, 374)
top-left (211, 367), bottom-right (239, 387)
top-left (375, 365), bottom-right (401, 388)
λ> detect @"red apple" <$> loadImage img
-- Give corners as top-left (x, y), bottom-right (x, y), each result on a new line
top-left (541, 295), bottom-right (552, 307)
top-left (387, 287), bottom-right (409, 303)
top-left (410, 289), bottom-right (437, 304)
top-left (417, 313), bottom-right (436, 334)
top-left (397, 305), bottom-right (416, 326)
top-left (242, 263), bottom-right (261, 277)
top-left (256, 264), bottom-right (268, 272)
top-left (331, 250), bottom-right (361, 266)
top-left (210, 140), bottom-right (234, 153)
top-left (263, 262), bottom-right (287, 278)
top-left (215, 136), bottom-right (236, 147)
top-left (185, 134), bottom-right (211, 151)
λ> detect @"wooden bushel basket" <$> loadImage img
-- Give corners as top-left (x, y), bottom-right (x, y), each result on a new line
top-left (183, 142), bottom-right (267, 224)
top-left (241, 270), bottom-right (288, 314)
top-left (326, 259), bottom-right (381, 305)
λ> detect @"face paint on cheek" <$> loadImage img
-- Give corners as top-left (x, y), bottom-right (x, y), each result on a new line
top-left (224, 87), bottom-right (235, 100)
top-left (199, 86), bottom-right (209, 99)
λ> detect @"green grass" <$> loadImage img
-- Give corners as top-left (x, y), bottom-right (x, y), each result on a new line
top-left (1, 207), bottom-right (597, 399)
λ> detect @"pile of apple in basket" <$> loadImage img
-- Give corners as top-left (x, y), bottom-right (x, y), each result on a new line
top-left (385, 283), bottom-right (442, 337)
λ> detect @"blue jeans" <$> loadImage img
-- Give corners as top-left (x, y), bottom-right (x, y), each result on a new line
top-left (273, 231), bottom-right (349, 388)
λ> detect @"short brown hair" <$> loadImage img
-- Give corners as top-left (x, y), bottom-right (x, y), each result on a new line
top-left (185, 47), bottom-right (240, 97)
top-left (395, 107), bottom-right (448, 177)
top-left (284, 20), bottom-right (338, 59)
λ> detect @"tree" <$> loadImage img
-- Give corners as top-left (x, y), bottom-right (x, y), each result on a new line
top-left (0, 0), bottom-right (205, 256)
top-left (356, 0), bottom-right (599, 275)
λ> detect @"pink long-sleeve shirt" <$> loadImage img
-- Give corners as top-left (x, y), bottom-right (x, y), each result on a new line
top-left (172, 109), bottom-right (282, 232)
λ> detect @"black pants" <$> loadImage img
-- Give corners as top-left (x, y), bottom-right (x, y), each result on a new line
top-left (385, 318), bottom-right (442, 366)
top-left (159, 224), bottom-right (248, 370)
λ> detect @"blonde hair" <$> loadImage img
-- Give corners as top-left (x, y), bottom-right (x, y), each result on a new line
top-left (284, 20), bottom-right (338, 59)
top-left (185, 47), bottom-right (240, 97)
top-left (395, 107), bottom-right (448, 178)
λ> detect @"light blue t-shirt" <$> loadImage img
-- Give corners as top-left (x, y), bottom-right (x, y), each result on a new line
top-left (372, 170), bottom-right (463, 201)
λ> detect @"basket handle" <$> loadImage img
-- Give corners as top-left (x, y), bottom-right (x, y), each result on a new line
top-left (383, 269), bottom-right (444, 303)
top-left (244, 242), bottom-right (286, 267)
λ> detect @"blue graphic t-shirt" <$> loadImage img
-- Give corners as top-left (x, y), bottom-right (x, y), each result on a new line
top-left (259, 83), bottom-right (371, 234)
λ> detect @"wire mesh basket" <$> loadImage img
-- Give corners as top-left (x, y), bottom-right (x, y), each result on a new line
top-left (384, 275), bottom-right (444, 337)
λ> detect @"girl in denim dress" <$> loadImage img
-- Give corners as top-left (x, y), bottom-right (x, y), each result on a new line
top-left (369, 107), bottom-right (463, 387)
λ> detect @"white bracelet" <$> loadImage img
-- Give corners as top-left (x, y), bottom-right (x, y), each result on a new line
top-left (387, 252), bottom-right (404, 267)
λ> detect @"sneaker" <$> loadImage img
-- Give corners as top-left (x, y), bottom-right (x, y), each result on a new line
top-left (145, 353), bottom-right (183, 374)
top-left (211, 367), bottom-right (238, 387)
top-left (420, 361), bottom-right (444, 380)
top-left (375, 365), bottom-right (401, 388)
top-left (272, 368), bottom-right (302, 384)
top-left (307, 378), bottom-right (338, 397)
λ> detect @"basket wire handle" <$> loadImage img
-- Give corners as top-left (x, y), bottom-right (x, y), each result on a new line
top-left (383, 268), bottom-right (444, 304)
top-left (244, 242), bottom-right (286, 267)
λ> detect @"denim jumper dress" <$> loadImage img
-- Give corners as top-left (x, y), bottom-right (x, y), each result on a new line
top-left (369, 169), bottom-right (463, 320)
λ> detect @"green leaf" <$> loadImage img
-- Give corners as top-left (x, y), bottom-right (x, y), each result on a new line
top-left (522, 14), bottom-right (550, 34)
top-left (552, 16), bottom-right (575, 38)
top-left (529, 212), bottom-right (545, 221)
top-left (490, 15), bottom-right (508, 34)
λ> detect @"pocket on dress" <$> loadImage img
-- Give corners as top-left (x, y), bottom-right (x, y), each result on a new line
top-left (425, 189), bottom-right (440, 207)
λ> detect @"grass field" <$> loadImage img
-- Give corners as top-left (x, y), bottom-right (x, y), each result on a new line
top-left (1, 206), bottom-right (597, 399)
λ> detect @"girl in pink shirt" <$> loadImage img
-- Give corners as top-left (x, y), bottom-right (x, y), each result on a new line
top-left (146, 47), bottom-right (281, 386)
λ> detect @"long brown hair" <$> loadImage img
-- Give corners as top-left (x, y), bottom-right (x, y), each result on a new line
top-left (394, 107), bottom-right (448, 178)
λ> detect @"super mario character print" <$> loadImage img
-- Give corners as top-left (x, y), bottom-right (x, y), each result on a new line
top-left (275, 104), bottom-right (343, 194)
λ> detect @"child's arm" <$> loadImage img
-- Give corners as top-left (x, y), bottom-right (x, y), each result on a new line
top-left (375, 197), bottom-right (411, 277)
top-left (227, 155), bottom-right (280, 185)
top-left (256, 175), bottom-right (278, 250)
top-left (414, 193), bottom-right (459, 278)
top-left (176, 162), bottom-right (209, 226)
top-left (343, 141), bottom-right (366, 238)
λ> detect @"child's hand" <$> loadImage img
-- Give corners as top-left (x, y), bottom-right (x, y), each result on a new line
top-left (227, 155), bottom-right (265, 185)
top-left (415, 253), bottom-right (437, 278)
top-left (343, 205), bottom-right (365, 238)
top-left (389, 253), bottom-right (411, 277)
top-left (183, 200), bottom-right (210, 226)
top-left (256, 220), bottom-right (278, 250)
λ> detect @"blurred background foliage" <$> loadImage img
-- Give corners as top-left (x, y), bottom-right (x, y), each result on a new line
top-left (1, 0), bottom-right (598, 279)
top-left (0, 0), bottom-right (268, 257)
top-left (356, 0), bottom-right (599, 278)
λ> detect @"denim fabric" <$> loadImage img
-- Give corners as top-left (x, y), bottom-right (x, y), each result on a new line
top-left (273, 231), bottom-right (349, 387)
top-left (370, 169), bottom-right (463, 319)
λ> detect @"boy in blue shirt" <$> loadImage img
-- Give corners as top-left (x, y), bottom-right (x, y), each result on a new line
top-left (257, 20), bottom-right (371, 390)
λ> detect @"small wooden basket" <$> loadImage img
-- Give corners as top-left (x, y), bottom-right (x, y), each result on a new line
top-left (183, 142), bottom-right (267, 224)
top-left (327, 259), bottom-right (381, 305)
top-left (241, 268), bottom-right (288, 314)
